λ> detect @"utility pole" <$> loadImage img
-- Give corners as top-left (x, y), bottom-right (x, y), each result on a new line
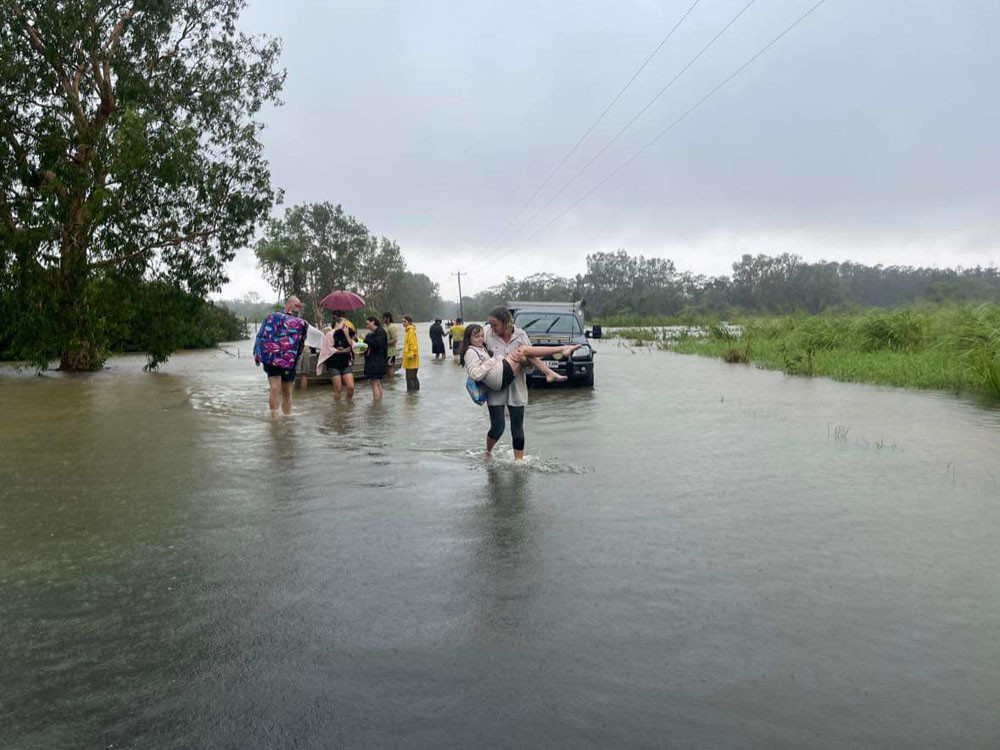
top-left (452, 271), bottom-right (465, 319)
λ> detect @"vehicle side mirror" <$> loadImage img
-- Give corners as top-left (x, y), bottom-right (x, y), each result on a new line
top-left (587, 325), bottom-right (602, 339)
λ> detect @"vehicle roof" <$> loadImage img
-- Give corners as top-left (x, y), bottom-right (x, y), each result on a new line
top-left (508, 300), bottom-right (583, 314)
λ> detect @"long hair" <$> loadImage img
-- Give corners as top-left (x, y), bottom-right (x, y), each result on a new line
top-left (459, 323), bottom-right (487, 366)
top-left (488, 306), bottom-right (514, 336)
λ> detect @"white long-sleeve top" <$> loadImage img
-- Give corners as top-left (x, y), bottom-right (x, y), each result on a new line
top-left (463, 345), bottom-right (506, 390)
top-left (483, 326), bottom-right (532, 407)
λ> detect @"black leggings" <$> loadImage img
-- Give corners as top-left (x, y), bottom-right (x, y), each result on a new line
top-left (488, 405), bottom-right (525, 451)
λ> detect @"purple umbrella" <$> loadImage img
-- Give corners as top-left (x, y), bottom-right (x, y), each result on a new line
top-left (319, 290), bottom-right (366, 311)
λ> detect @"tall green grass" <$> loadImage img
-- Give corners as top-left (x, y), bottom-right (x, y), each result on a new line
top-left (661, 304), bottom-right (1000, 398)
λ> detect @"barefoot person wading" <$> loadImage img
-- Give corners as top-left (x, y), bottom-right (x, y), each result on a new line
top-left (480, 306), bottom-right (560, 460)
top-left (253, 296), bottom-right (307, 417)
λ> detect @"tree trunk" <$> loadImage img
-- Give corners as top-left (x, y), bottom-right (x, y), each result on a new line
top-left (57, 203), bottom-right (103, 371)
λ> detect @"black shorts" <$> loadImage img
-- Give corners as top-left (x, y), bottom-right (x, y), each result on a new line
top-left (263, 362), bottom-right (297, 383)
top-left (501, 360), bottom-right (515, 390)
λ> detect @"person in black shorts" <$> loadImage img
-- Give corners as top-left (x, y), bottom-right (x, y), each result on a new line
top-left (326, 315), bottom-right (356, 400)
top-left (253, 296), bottom-right (307, 417)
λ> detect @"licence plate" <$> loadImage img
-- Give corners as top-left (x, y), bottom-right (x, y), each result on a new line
top-left (544, 359), bottom-right (564, 368)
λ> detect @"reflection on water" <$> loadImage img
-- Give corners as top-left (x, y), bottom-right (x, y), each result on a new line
top-left (3, 327), bottom-right (1000, 748)
top-left (473, 464), bottom-right (539, 646)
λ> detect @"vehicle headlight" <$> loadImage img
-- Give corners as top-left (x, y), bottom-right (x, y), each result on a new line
top-left (571, 345), bottom-right (592, 360)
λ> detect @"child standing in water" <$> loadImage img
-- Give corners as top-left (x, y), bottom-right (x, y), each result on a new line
top-left (459, 324), bottom-right (578, 391)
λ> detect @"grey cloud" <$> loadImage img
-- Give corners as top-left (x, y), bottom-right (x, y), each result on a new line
top-left (220, 0), bottom-right (999, 298)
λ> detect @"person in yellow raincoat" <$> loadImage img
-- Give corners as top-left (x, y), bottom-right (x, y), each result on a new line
top-left (402, 315), bottom-right (419, 391)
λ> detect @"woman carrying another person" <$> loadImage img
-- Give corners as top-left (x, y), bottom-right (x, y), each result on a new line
top-left (402, 315), bottom-right (419, 391)
top-left (363, 316), bottom-right (388, 400)
top-left (317, 314), bottom-right (356, 401)
top-left (479, 306), bottom-right (576, 460)
top-left (460, 323), bottom-right (576, 390)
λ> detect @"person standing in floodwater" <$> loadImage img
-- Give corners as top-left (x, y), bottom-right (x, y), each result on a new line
top-left (318, 314), bottom-right (356, 401)
top-left (363, 316), bottom-right (388, 400)
top-left (402, 315), bottom-right (420, 391)
top-left (383, 312), bottom-right (398, 380)
top-left (253, 296), bottom-right (307, 417)
top-left (483, 306), bottom-right (532, 459)
top-left (449, 317), bottom-right (466, 356)
top-left (429, 319), bottom-right (447, 359)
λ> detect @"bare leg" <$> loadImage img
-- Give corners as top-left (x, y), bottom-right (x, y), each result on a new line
top-left (280, 381), bottom-right (294, 415)
top-left (332, 374), bottom-right (343, 400)
top-left (518, 344), bottom-right (580, 359)
top-left (485, 434), bottom-right (498, 457)
top-left (343, 373), bottom-right (355, 400)
top-left (505, 349), bottom-right (567, 383)
top-left (267, 377), bottom-right (282, 417)
top-left (528, 356), bottom-right (567, 383)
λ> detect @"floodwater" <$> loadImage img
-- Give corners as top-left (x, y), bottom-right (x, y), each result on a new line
top-left (3, 324), bottom-right (1000, 749)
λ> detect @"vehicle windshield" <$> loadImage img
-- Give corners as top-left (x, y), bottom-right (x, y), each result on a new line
top-left (515, 312), bottom-right (582, 335)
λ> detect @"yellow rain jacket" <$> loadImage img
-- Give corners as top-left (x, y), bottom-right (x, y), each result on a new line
top-left (403, 324), bottom-right (419, 369)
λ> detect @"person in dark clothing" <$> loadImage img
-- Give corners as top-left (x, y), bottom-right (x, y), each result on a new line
top-left (363, 316), bottom-right (388, 400)
top-left (324, 315), bottom-right (356, 400)
top-left (429, 319), bottom-right (447, 359)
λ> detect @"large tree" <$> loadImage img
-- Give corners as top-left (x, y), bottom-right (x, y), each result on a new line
top-left (256, 202), bottom-right (405, 322)
top-left (1, 0), bottom-right (283, 370)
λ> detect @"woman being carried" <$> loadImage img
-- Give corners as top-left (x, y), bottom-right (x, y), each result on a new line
top-left (459, 323), bottom-right (578, 391)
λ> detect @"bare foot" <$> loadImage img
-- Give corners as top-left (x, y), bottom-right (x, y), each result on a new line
top-left (545, 371), bottom-right (568, 383)
top-left (484, 451), bottom-right (493, 459)
top-left (560, 344), bottom-right (581, 357)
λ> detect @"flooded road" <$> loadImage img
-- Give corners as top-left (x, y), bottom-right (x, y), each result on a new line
top-left (3, 326), bottom-right (1000, 748)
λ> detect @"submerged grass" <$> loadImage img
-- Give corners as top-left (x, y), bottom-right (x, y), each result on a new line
top-left (659, 304), bottom-right (1000, 398)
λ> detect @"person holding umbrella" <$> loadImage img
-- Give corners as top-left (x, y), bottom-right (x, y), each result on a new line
top-left (317, 313), bottom-right (356, 401)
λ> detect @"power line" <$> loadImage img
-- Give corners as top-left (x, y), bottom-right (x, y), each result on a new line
top-left (464, 0), bottom-right (704, 269)
top-left (483, 0), bottom-right (759, 261)
top-left (476, 0), bottom-right (831, 275)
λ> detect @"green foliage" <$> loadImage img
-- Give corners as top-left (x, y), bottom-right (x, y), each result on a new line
top-left (255, 202), bottom-right (424, 322)
top-left (666, 304), bottom-right (1000, 398)
top-left (455, 250), bottom-right (1000, 323)
top-left (1, 0), bottom-right (284, 370)
top-left (856, 309), bottom-right (928, 351)
top-left (108, 281), bottom-right (246, 370)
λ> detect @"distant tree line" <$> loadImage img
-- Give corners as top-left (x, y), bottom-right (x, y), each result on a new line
top-left (452, 250), bottom-right (1000, 321)
top-left (254, 202), bottom-right (448, 324)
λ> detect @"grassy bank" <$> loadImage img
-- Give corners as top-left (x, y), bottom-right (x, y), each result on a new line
top-left (611, 305), bottom-right (1000, 398)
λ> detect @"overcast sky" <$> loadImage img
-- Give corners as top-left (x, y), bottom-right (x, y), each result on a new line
top-left (217, 0), bottom-right (1000, 301)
